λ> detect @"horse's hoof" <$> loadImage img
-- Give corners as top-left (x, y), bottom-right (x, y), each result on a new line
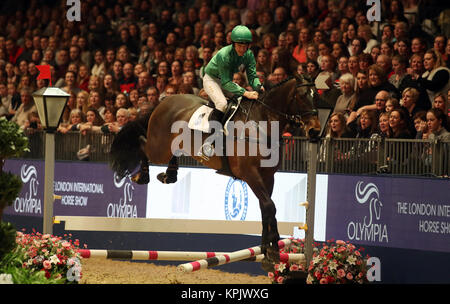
top-left (261, 257), bottom-right (275, 272)
top-left (132, 172), bottom-right (149, 184)
top-left (265, 246), bottom-right (280, 264)
top-left (157, 173), bottom-right (177, 184)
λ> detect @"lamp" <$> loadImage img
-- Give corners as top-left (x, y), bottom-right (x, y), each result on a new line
top-left (32, 87), bottom-right (70, 235)
top-left (32, 87), bottom-right (70, 132)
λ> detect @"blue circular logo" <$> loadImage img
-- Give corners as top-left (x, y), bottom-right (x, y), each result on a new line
top-left (224, 178), bottom-right (248, 220)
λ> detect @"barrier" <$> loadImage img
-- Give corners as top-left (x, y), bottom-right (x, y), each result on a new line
top-left (77, 248), bottom-right (304, 263)
top-left (54, 216), bottom-right (301, 235)
top-left (177, 239), bottom-right (293, 273)
top-left (22, 131), bottom-right (450, 177)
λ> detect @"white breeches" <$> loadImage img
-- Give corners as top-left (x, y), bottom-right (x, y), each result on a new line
top-left (202, 73), bottom-right (227, 112)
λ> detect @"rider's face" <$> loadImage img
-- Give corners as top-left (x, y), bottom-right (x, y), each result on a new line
top-left (234, 43), bottom-right (249, 56)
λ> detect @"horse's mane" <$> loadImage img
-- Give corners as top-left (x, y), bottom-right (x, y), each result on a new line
top-left (264, 76), bottom-right (294, 92)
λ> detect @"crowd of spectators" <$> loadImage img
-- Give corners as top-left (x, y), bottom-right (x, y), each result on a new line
top-left (0, 0), bottom-right (449, 144)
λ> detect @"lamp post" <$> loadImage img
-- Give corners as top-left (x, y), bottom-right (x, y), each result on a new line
top-left (32, 87), bottom-right (70, 235)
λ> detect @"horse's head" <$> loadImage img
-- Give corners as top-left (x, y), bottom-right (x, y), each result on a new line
top-left (288, 75), bottom-right (321, 140)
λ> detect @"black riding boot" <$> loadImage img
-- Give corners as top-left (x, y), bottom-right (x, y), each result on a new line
top-left (208, 108), bottom-right (224, 124)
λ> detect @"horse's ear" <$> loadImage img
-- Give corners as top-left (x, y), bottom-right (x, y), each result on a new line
top-left (294, 74), bottom-right (303, 83)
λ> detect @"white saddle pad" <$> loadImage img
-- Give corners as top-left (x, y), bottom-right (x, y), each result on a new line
top-left (188, 105), bottom-right (213, 132)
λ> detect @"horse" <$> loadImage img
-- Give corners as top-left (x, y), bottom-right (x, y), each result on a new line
top-left (109, 75), bottom-right (321, 270)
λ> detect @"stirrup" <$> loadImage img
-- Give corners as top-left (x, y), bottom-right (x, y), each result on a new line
top-left (222, 97), bottom-right (241, 136)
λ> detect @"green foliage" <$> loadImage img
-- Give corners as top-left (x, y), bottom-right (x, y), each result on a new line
top-left (0, 117), bottom-right (30, 160)
top-left (0, 171), bottom-right (22, 209)
top-left (0, 231), bottom-right (83, 284)
top-left (0, 222), bottom-right (16, 260)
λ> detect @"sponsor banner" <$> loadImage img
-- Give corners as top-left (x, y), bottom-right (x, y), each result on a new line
top-left (326, 175), bottom-right (450, 253)
top-left (3, 159), bottom-right (147, 218)
top-left (146, 166), bottom-right (328, 241)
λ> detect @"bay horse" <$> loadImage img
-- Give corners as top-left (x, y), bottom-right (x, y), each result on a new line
top-left (109, 75), bottom-right (321, 270)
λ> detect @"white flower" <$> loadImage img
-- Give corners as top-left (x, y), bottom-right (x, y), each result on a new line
top-left (347, 255), bottom-right (357, 265)
top-left (50, 254), bottom-right (60, 264)
top-left (328, 260), bottom-right (338, 271)
top-left (278, 262), bottom-right (286, 272)
top-left (312, 255), bottom-right (322, 264)
top-left (0, 274), bottom-right (13, 284)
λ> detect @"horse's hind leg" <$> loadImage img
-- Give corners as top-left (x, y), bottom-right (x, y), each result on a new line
top-left (131, 136), bottom-right (150, 184)
top-left (157, 156), bottom-right (179, 184)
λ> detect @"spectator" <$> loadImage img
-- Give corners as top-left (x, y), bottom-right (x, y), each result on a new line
top-left (411, 37), bottom-right (427, 58)
top-left (256, 49), bottom-right (271, 77)
top-left (358, 24), bottom-right (377, 54)
top-left (108, 107), bottom-right (130, 134)
top-left (292, 28), bottom-right (310, 64)
top-left (270, 66), bottom-right (288, 85)
top-left (57, 108), bottom-right (85, 134)
top-left (119, 62), bottom-right (137, 94)
top-left (350, 37), bottom-right (366, 57)
top-left (350, 90), bottom-right (389, 125)
top-left (306, 60), bottom-right (320, 80)
top-left (136, 71), bottom-right (153, 95)
top-left (11, 87), bottom-right (36, 128)
top-left (333, 73), bottom-right (357, 118)
top-left (91, 50), bottom-right (106, 79)
top-left (79, 108), bottom-right (105, 135)
top-left (389, 55), bottom-right (409, 90)
top-left (358, 53), bottom-right (373, 72)
top-left (77, 64), bottom-right (90, 93)
top-left (349, 109), bottom-right (378, 138)
top-left (389, 107), bottom-right (413, 139)
top-left (325, 112), bottom-right (355, 138)
top-left (103, 74), bottom-right (119, 95)
top-left (385, 97), bottom-right (400, 113)
top-left (87, 89), bottom-right (105, 118)
top-left (76, 90), bottom-right (89, 114)
top-left (396, 38), bottom-right (410, 58)
top-left (426, 108), bottom-right (450, 140)
top-left (182, 71), bottom-right (199, 95)
top-left (347, 55), bottom-right (359, 77)
top-left (432, 93), bottom-right (449, 116)
top-left (376, 54), bottom-right (393, 79)
top-left (114, 92), bottom-right (132, 110)
top-left (0, 83), bottom-right (10, 118)
top-left (413, 111), bottom-right (429, 139)
top-left (419, 49), bottom-right (450, 108)
top-left (169, 60), bottom-right (184, 86)
top-left (376, 112), bottom-right (391, 138)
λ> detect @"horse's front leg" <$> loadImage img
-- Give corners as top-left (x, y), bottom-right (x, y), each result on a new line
top-left (245, 172), bottom-right (280, 270)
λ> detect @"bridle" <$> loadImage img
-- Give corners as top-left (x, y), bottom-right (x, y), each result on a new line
top-left (255, 78), bottom-right (319, 127)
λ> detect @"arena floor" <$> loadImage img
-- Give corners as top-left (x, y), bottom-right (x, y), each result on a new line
top-left (80, 258), bottom-right (271, 284)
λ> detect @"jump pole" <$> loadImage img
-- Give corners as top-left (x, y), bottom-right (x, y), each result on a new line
top-left (177, 238), bottom-right (292, 273)
top-left (77, 249), bottom-right (304, 264)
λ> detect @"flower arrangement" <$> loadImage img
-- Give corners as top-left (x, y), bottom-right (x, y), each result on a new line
top-left (0, 229), bottom-right (83, 284)
top-left (268, 238), bottom-right (369, 284)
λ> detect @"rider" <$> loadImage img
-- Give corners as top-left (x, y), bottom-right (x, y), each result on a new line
top-left (203, 25), bottom-right (263, 123)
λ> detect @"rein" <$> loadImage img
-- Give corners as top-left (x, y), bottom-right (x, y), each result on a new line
top-left (254, 80), bottom-right (318, 125)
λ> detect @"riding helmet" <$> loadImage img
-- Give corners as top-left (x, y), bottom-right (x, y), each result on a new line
top-left (231, 25), bottom-right (253, 44)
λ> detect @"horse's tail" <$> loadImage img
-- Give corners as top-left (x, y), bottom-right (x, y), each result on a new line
top-left (109, 111), bottom-right (152, 178)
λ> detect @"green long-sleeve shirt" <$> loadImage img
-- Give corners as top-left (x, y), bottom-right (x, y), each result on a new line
top-left (204, 45), bottom-right (261, 96)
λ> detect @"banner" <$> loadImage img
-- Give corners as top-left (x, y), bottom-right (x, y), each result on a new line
top-left (326, 175), bottom-right (450, 253)
top-left (3, 160), bottom-right (147, 218)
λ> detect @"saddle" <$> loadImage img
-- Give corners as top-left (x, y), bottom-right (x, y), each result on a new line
top-left (187, 97), bottom-right (242, 178)
top-left (188, 97), bottom-right (241, 136)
